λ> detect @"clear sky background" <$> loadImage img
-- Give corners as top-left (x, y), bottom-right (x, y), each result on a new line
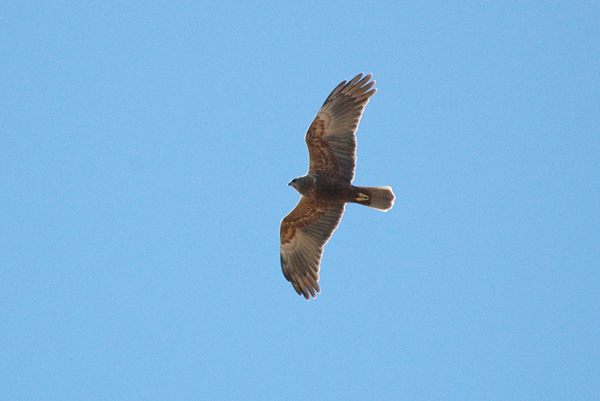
top-left (1, 1), bottom-right (599, 400)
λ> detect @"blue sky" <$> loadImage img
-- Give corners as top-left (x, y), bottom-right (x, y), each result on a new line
top-left (1, 1), bottom-right (599, 399)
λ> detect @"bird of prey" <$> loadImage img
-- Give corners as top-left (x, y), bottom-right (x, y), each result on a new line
top-left (280, 73), bottom-right (395, 300)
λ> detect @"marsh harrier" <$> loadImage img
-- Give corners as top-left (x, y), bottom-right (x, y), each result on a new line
top-left (280, 73), bottom-right (395, 300)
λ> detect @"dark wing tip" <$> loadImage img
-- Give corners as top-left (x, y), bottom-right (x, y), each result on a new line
top-left (290, 276), bottom-right (320, 300)
top-left (321, 73), bottom-right (377, 109)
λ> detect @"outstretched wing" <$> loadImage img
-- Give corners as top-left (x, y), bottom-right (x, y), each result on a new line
top-left (280, 197), bottom-right (345, 300)
top-left (305, 73), bottom-right (377, 183)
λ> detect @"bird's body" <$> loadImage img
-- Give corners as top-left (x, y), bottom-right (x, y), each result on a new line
top-left (280, 73), bottom-right (394, 300)
top-left (290, 174), bottom-right (392, 208)
top-left (290, 174), bottom-right (350, 202)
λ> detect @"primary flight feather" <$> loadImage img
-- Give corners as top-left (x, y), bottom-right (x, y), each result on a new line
top-left (280, 73), bottom-right (395, 300)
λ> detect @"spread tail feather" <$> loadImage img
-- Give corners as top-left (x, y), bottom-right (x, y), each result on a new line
top-left (355, 186), bottom-right (395, 211)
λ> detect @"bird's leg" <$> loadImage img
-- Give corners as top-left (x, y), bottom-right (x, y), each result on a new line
top-left (356, 192), bottom-right (370, 202)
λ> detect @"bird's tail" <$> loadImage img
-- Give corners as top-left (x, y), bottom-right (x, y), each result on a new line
top-left (354, 186), bottom-right (395, 211)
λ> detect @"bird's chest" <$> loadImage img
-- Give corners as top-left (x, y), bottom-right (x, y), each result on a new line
top-left (308, 176), bottom-right (352, 202)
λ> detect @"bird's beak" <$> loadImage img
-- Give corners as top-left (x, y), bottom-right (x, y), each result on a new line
top-left (288, 181), bottom-right (292, 186)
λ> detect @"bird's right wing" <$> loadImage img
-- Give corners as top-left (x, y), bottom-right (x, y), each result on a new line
top-left (280, 197), bottom-right (345, 300)
top-left (305, 73), bottom-right (377, 183)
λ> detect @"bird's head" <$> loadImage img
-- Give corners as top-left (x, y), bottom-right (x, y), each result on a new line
top-left (288, 176), bottom-right (312, 194)
top-left (288, 177), bottom-right (300, 191)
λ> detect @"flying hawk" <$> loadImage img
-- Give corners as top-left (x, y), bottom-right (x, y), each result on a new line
top-left (280, 73), bottom-right (395, 300)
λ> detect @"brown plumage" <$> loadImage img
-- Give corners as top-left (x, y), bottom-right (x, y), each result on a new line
top-left (280, 73), bottom-right (395, 300)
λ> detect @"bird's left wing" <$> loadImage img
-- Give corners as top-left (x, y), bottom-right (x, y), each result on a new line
top-left (280, 197), bottom-right (345, 300)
